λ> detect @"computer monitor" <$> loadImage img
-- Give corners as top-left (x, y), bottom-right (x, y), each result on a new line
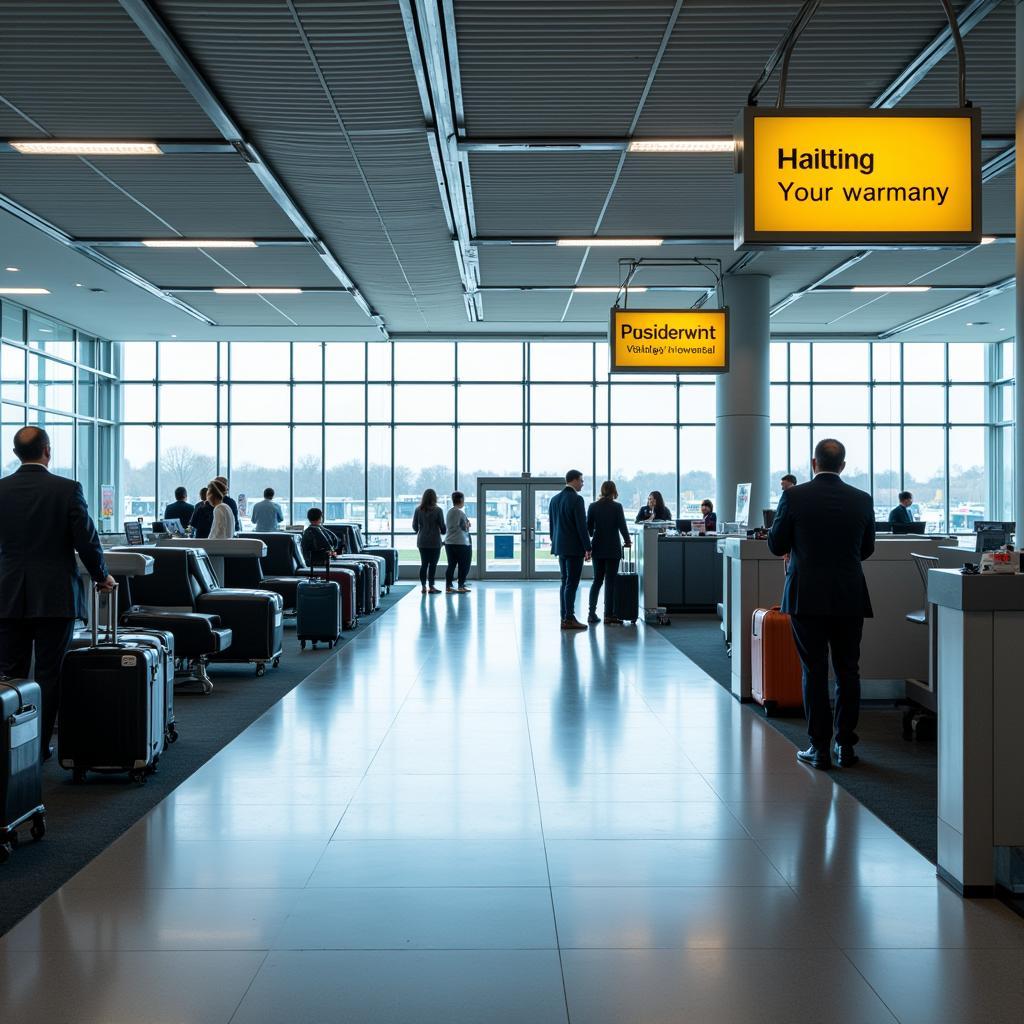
top-left (973, 521), bottom-right (1016, 535)
top-left (675, 519), bottom-right (691, 534)
top-left (761, 508), bottom-right (776, 529)
top-left (977, 528), bottom-right (1007, 553)
top-left (161, 518), bottom-right (185, 536)
top-left (874, 521), bottom-right (893, 533)
top-left (124, 521), bottom-right (145, 546)
top-left (891, 522), bottom-right (926, 535)
top-left (690, 519), bottom-right (706, 536)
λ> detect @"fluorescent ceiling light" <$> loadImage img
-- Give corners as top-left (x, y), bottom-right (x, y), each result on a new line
top-left (212, 287), bottom-right (302, 295)
top-left (573, 286), bottom-right (648, 294)
top-left (9, 140), bottom-right (162, 155)
top-left (0, 287), bottom-right (49, 295)
top-left (629, 138), bottom-right (734, 153)
top-left (980, 236), bottom-right (997, 244)
top-left (851, 285), bottom-right (931, 293)
top-left (143, 239), bottom-right (257, 249)
top-left (4, 267), bottom-right (18, 272)
top-left (557, 238), bottom-right (663, 247)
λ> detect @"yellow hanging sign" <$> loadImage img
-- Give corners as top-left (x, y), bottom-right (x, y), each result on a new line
top-left (735, 107), bottom-right (981, 248)
top-left (609, 308), bottom-right (729, 373)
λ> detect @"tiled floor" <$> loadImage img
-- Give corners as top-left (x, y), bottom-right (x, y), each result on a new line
top-left (3, 583), bottom-right (1023, 1023)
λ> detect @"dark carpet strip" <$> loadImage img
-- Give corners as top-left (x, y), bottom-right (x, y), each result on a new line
top-left (657, 614), bottom-right (938, 863)
top-left (0, 584), bottom-right (414, 937)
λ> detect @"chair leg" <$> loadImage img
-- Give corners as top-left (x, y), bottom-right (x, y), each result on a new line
top-left (190, 656), bottom-right (214, 695)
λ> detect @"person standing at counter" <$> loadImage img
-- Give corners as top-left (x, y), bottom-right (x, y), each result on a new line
top-left (635, 490), bottom-right (672, 524)
top-left (780, 474), bottom-right (797, 492)
top-left (700, 499), bottom-right (717, 532)
top-left (586, 480), bottom-right (631, 625)
top-left (549, 469), bottom-right (592, 630)
top-left (191, 486), bottom-right (212, 539)
top-left (889, 491), bottom-right (914, 526)
top-left (767, 438), bottom-right (875, 771)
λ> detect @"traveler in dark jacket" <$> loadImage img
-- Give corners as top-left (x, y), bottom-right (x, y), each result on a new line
top-left (888, 491), bottom-right (914, 525)
top-left (635, 490), bottom-right (672, 523)
top-left (548, 469), bottom-right (592, 629)
top-left (191, 486), bottom-right (213, 539)
top-left (301, 508), bottom-right (339, 567)
top-left (0, 426), bottom-right (115, 759)
top-left (412, 489), bottom-right (446, 594)
top-left (163, 486), bottom-right (195, 530)
top-left (767, 438), bottom-right (875, 771)
top-left (586, 480), bottom-right (631, 625)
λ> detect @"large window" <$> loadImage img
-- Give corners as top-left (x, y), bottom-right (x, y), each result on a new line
top-left (0, 300), bottom-right (115, 526)
top-left (116, 337), bottom-right (1009, 540)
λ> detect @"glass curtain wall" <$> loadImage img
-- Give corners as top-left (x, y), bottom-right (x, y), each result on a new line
top-left (0, 300), bottom-right (116, 526)
top-left (116, 337), bottom-right (1007, 542)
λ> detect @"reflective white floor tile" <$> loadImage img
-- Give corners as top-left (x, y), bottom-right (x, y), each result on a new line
top-left (0, 888), bottom-right (298, 951)
top-left (140, 800), bottom-right (348, 842)
top-left (561, 948), bottom-right (897, 1024)
top-left (169, 773), bottom-right (363, 807)
top-left (552, 886), bottom-right (823, 949)
top-left (534, 772), bottom-right (715, 802)
top-left (352, 772), bottom-right (538, 804)
top-left (846, 948), bottom-right (1024, 1024)
top-left (335, 801), bottom-right (543, 839)
top-left (725, 798), bottom-right (894, 840)
top-left (65, 837), bottom-right (327, 890)
top-left (307, 839), bottom-right (550, 887)
top-left (230, 950), bottom-right (568, 1024)
top-left (545, 839), bottom-right (788, 887)
top-left (0, 950), bottom-right (266, 1024)
top-left (702, 770), bottom-right (843, 803)
top-left (756, 834), bottom-right (938, 887)
top-left (797, 886), bottom-right (1024, 949)
top-left (273, 887), bottom-right (557, 949)
top-left (540, 801), bottom-right (746, 839)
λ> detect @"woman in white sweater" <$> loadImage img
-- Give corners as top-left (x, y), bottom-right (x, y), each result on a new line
top-left (207, 479), bottom-right (235, 540)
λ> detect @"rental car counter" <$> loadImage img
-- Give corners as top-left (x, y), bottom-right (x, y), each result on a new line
top-left (635, 525), bottom-right (723, 613)
top-left (927, 567), bottom-right (1024, 897)
top-left (721, 536), bottom-right (947, 702)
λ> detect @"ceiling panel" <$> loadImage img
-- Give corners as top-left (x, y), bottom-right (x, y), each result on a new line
top-left (478, 246), bottom-right (588, 285)
top-left (266, 291), bottom-right (377, 327)
top-left (831, 245), bottom-right (1015, 288)
top-left (479, 290), bottom-right (573, 321)
top-left (982, 175), bottom-right (1015, 235)
top-left (183, 293), bottom-right (297, 327)
top-left (773, 289), bottom-right (974, 331)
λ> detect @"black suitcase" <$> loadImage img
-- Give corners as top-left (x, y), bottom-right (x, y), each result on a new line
top-left (335, 555), bottom-right (381, 612)
top-left (295, 557), bottom-right (341, 650)
top-left (59, 585), bottom-right (165, 785)
top-left (612, 542), bottom-right (640, 625)
top-left (0, 678), bottom-right (46, 863)
top-left (120, 627), bottom-right (177, 746)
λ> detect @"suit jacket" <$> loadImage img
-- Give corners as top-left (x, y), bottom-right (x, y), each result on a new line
top-left (766, 473), bottom-right (875, 618)
top-left (587, 499), bottom-right (630, 559)
top-left (163, 499), bottom-right (195, 529)
top-left (888, 504), bottom-right (913, 525)
top-left (549, 486), bottom-right (591, 557)
top-left (191, 500), bottom-right (213, 539)
top-left (0, 464), bottom-right (108, 619)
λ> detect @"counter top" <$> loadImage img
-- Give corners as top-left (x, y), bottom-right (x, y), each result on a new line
top-left (724, 535), bottom-right (948, 561)
top-left (928, 566), bottom-right (1024, 611)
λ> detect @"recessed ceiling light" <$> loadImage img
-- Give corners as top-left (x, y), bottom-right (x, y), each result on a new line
top-left (142, 239), bottom-right (257, 248)
top-left (965, 321), bottom-right (990, 327)
top-left (0, 287), bottom-right (49, 295)
top-left (5, 266), bottom-right (19, 272)
top-left (212, 287), bottom-right (302, 295)
top-left (75, 282), bottom-right (83, 287)
top-left (980, 236), bottom-right (997, 245)
top-left (170, 334), bottom-right (177, 338)
top-left (39, 328), bottom-right (52, 333)
top-left (9, 140), bottom-right (162, 155)
top-left (573, 286), bottom-right (649, 294)
top-left (557, 238), bottom-right (663, 247)
top-left (629, 139), bottom-right (735, 153)
top-left (851, 285), bottom-right (931, 293)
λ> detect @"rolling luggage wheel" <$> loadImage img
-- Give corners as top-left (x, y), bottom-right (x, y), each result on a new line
top-left (30, 814), bottom-right (46, 842)
top-left (300, 640), bottom-right (307, 650)
top-left (130, 769), bottom-right (148, 786)
top-left (273, 657), bottom-right (281, 668)
top-left (167, 724), bottom-right (178, 744)
top-left (762, 700), bottom-right (778, 718)
top-left (255, 663), bottom-right (266, 678)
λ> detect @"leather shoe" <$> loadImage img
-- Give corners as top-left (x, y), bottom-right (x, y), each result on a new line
top-left (796, 745), bottom-right (831, 770)
top-left (561, 616), bottom-right (587, 631)
top-left (833, 743), bottom-right (859, 767)
top-left (587, 611), bottom-right (601, 624)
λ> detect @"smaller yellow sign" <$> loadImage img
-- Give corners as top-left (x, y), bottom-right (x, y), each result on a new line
top-left (610, 308), bottom-right (729, 374)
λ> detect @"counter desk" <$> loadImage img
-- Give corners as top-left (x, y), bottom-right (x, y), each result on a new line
top-left (636, 527), bottom-right (723, 616)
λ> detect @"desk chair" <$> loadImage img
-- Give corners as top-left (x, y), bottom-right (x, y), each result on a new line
top-left (904, 552), bottom-right (939, 738)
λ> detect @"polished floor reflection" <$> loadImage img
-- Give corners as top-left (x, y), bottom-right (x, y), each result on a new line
top-left (2, 584), bottom-right (1023, 1023)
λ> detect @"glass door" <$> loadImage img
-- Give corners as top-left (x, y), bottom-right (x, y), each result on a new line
top-left (477, 477), bottom-right (567, 579)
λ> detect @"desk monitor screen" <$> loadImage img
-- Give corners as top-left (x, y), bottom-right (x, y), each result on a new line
top-left (675, 519), bottom-right (691, 534)
top-left (874, 521), bottom-right (893, 533)
top-left (973, 520), bottom-right (1015, 535)
top-left (690, 519), bottom-right (706, 535)
top-left (161, 518), bottom-right (184, 536)
top-left (124, 521), bottom-right (145, 546)
top-left (891, 522), bottom-right (926, 535)
top-left (762, 508), bottom-right (776, 529)
top-left (977, 529), bottom-right (1007, 553)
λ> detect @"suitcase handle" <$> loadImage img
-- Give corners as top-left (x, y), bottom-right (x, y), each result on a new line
top-left (91, 582), bottom-right (119, 647)
top-left (0, 678), bottom-right (35, 716)
top-left (623, 532), bottom-right (637, 573)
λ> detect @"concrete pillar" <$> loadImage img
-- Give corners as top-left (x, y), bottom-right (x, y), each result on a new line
top-left (1016, 1), bottom-right (1024, 535)
top-left (716, 273), bottom-right (770, 525)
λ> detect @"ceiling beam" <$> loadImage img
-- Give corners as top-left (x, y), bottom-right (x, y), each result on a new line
top-left (877, 276), bottom-right (1015, 338)
top-left (0, 192), bottom-right (216, 325)
top-left (117, 0), bottom-right (386, 336)
top-left (399, 0), bottom-right (481, 321)
top-left (982, 144), bottom-right (1015, 183)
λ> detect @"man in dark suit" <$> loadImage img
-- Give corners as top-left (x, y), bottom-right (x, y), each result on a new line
top-left (767, 438), bottom-right (875, 770)
top-left (163, 486), bottom-right (195, 530)
top-left (888, 491), bottom-right (914, 526)
top-left (586, 481), bottom-right (631, 624)
top-left (0, 427), bottom-right (114, 759)
top-left (548, 469), bottom-right (592, 630)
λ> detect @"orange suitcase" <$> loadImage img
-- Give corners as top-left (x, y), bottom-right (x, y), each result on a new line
top-left (750, 606), bottom-right (804, 715)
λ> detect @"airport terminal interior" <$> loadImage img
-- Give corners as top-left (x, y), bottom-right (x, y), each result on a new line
top-left (2, 1), bottom-right (1024, 1021)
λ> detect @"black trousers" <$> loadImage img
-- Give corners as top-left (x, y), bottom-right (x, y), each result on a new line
top-left (789, 614), bottom-right (864, 750)
top-left (589, 556), bottom-right (620, 615)
top-left (0, 617), bottom-right (76, 757)
top-left (558, 555), bottom-right (584, 621)
top-left (444, 543), bottom-right (472, 588)
top-left (418, 546), bottom-right (442, 586)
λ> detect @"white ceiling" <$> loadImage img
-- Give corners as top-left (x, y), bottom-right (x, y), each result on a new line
top-left (0, 0), bottom-right (1015, 343)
